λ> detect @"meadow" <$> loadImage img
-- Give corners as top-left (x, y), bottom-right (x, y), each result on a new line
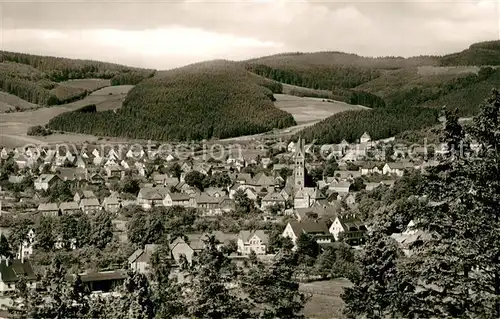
top-left (300, 279), bottom-right (352, 319)
top-left (0, 85), bottom-right (134, 147)
top-left (274, 94), bottom-right (368, 124)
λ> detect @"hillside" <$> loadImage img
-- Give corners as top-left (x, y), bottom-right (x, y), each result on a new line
top-left (0, 51), bottom-right (154, 108)
top-left (243, 40), bottom-right (500, 110)
top-left (297, 107), bottom-right (440, 144)
top-left (47, 61), bottom-right (296, 141)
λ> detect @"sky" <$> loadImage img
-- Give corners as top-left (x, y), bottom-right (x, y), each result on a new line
top-left (0, 0), bottom-right (499, 70)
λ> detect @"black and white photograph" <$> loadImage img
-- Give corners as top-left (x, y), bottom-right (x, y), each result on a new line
top-left (0, 1), bottom-right (498, 318)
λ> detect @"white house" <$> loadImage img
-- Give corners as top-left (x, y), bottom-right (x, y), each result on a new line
top-left (382, 163), bottom-right (405, 176)
top-left (360, 132), bottom-right (371, 144)
top-left (34, 174), bottom-right (59, 190)
top-left (282, 221), bottom-right (332, 247)
top-left (237, 230), bottom-right (269, 255)
top-left (329, 214), bottom-right (367, 246)
top-left (128, 244), bottom-right (158, 274)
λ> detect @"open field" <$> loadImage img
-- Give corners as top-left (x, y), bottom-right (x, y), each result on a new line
top-left (300, 279), bottom-right (352, 319)
top-left (0, 91), bottom-right (38, 112)
top-left (58, 78), bottom-right (111, 90)
top-left (274, 94), bottom-right (368, 124)
top-left (0, 85), bottom-right (134, 147)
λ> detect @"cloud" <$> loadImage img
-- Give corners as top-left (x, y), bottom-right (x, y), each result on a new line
top-left (0, 0), bottom-right (498, 68)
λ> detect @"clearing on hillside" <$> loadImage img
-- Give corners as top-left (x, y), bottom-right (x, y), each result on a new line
top-left (300, 279), bottom-right (352, 319)
top-left (58, 79), bottom-right (111, 91)
top-left (274, 94), bottom-right (368, 124)
top-left (0, 92), bottom-right (38, 112)
top-left (0, 85), bottom-right (134, 147)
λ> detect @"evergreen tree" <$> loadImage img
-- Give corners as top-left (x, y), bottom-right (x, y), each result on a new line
top-left (243, 249), bottom-right (308, 318)
top-left (342, 232), bottom-right (404, 319)
top-left (183, 235), bottom-right (251, 318)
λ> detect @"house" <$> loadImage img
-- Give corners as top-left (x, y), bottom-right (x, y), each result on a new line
top-left (137, 187), bottom-right (169, 209)
top-left (59, 202), bottom-right (81, 215)
top-left (382, 163), bottom-right (406, 176)
top-left (68, 270), bottom-right (127, 293)
top-left (261, 191), bottom-right (286, 211)
top-left (329, 214), bottom-right (367, 246)
top-left (163, 192), bottom-right (191, 207)
top-left (80, 198), bottom-right (101, 214)
top-left (102, 195), bottom-right (120, 213)
top-left (74, 190), bottom-right (97, 204)
top-left (328, 181), bottom-right (351, 195)
top-left (0, 258), bottom-right (37, 293)
top-left (194, 194), bottom-right (223, 216)
top-left (7, 175), bottom-right (25, 185)
top-left (37, 203), bottom-right (59, 217)
top-left (105, 165), bottom-right (124, 179)
top-left (128, 244), bottom-right (159, 274)
top-left (294, 188), bottom-right (325, 209)
top-left (248, 172), bottom-right (275, 189)
top-left (237, 230), bottom-right (269, 255)
top-left (335, 170), bottom-right (361, 181)
top-left (34, 174), bottom-right (59, 190)
top-left (17, 229), bottom-right (35, 261)
top-left (360, 132), bottom-right (371, 144)
top-left (170, 236), bottom-right (202, 265)
top-left (282, 221), bottom-right (332, 246)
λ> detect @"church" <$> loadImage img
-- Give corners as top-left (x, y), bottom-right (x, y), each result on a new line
top-left (287, 137), bottom-right (325, 209)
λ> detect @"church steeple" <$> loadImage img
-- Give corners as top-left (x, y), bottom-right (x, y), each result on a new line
top-left (294, 137), bottom-right (305, 190)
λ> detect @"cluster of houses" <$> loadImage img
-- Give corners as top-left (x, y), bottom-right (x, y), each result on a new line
top-left (0, 132), bottom-right (442, 295)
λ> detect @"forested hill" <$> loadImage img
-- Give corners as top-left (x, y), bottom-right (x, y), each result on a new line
top-left (0, 51), bottom-right (155, 107)
top-left (243, 40), bottom-right (500, 115)
top-left (48, 60), bottom-right (296, 141)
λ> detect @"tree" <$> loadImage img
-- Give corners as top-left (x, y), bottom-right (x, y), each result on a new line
top-left (89, 211), bottom-right (113, 249)
top-left (46, 181), bottom-right (73, 202)
top-left (323, 158), bottom-right (338, 177)
top-left (168, 163), bottom-right (182, 180)
top-left (119, 177), bottom-right (140, 195)
top-left (234, 189), bottom-right (253, 214)
top-left (243, 249), bottom-right (308, 318)
top-left (279, 167), bottom-right (293, 181)
top-left (35, 216), bottom-right (56, 251)
top-left (296, 232), bottom-right (320, 261)
top-left (393, 92), bottom-right (500, 318)
top-left (0, 234), bottom-right (12, 258)
top-left (342, 232), bottom-right (404, 319)
top-left (349, 177), bottom-right (366, 192)
top-left (184, 170), bottom-right (206, 191)
top-left (209, 172), bottom-right (232, 188)
top-left (183, 235), bottom-right (251, 318)
top-left (315, 246), bottom-right (337, 279)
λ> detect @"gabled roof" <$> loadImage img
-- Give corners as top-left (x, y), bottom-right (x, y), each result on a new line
top-left (0, 259), bottom-right (36, 283)
top-left (262, 191), bottom-right (285, 202)
top-left (169, 192), bottom-right (190, 201)
top-left (138, 187), bottom-right (169, 200)
top-left (386, 162), bottom-right (406, 170)
top-left (238, 230), bottom-right (269, 245)
top-left (288, 221), bottom-right (330, 237)
top-left (59, 202), bottom-right (80, 211)
top-left (249, 172), bottom-right (275, 187)
top-left (38, 203), bottom-right (59, 211)
top-left (80, 198), bottom-right (100, 207)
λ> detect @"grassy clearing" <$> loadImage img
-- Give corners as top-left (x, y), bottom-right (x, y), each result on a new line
top-left (300, 279), bottom-right (352, 319)
top-left (0, 91), bottom-right (38, 112)
top-left (274, 94), bottom-right (367, 124)
top-left (0, 85), bottom-right (134, 147)
top-left (58, 79), bottom-right (111, 90)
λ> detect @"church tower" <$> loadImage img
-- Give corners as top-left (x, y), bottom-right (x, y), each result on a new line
top-left (294, 137), bottom-right (305, 190)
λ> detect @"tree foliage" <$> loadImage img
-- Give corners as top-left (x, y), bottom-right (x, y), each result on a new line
top-left (47, 61), bottom-right (296, 141)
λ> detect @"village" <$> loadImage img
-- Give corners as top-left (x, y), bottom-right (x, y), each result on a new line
top-left (0, 131), bottom-right (447, 304)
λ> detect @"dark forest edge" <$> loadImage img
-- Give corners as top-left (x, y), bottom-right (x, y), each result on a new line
top-left (0, 51), bottom-right (155, 107)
